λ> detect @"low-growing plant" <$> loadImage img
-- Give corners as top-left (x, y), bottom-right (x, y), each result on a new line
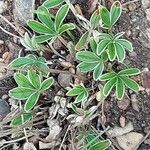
top-left (28, 4), bottom-right (75, 43)
top-left (67, 84), bottom-right (89, 103)
top-left (9, 54), bottom-right (49, 77)
top-left (77, 131), bottom-right (111, 150)
top-left (9, 70), bottom-right (54, 112)
top-left (100, 68), bottom-right (140, 100)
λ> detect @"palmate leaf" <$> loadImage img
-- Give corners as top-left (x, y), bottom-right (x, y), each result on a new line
top-left (74, 92), bottom-right (87, 103)
top-left (9, 57), bottom-right (35, 68)
top-left (55, 4), bottom-right (69, 30)
top-left (24, 92), bottom-right (40, 112)
top-left (118, 68), bottom-right (140, 76)
top-left (116, 39), bottom-right (133, 52)
top-left (116, 78), bottom-right (125, 100)
top-left (115, 42), bottom-right (125, 62)
top-left (58, 23), bottom-right (75, 34)
top-left (14, 73), bottom-right (33, 89)
top-left (40, 77), bottom-right (54, 91)
top-left (103, 77), bottom-right (117, 97)
top-left (76, 51), bottom-right (100, 63)
top-left (100, 72), bottom-right (116, 81)
top-left (37, 6), bottom-right (55, 30)
top-left (43, 0), bottom-right (64, 9)
top-left (9, 87), bottom-right (35, 100)
top-left (28, 70), bottom-right (41, 89)
top-left (120, 76), bottom-right (139, 92)
top-left (107, 42), bottom-right (116, 61)
top-left (11, 113), bottom-right (32, 127)
top-left (89, 140), bottom-right (111, 150)
top-left (93, 63), bottom-right (104, 80)
top-left (90, 38), bottom-right (97, 54)
top-left (66, 85), bottom-right (84, 96)
top-left (75, 31), bottom-right (90, 51)
top-left (35, 34), bottom-right (55, 43)
top-left (27, 20), bottom-right (54, 34)
top-left (100, 6), bottom-right (111, 27)
top-left (97, 39), bottom-right (111, 55)
top-left (78, 62), bottom-right (98, 72)
top-left (110, 1), bottom-right (122, 26)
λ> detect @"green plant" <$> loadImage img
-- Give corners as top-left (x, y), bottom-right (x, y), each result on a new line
top-left (100, 68), bottom-right (140, 100)
top-left (76, 41), bottom-right (108, 80)
top-left (28, 4), bottom-right (75, 43)
top-left (67, 84), bottom-right (89, 103)
top-left (43, 0), bottom-right (64, 9)
top-left (77, 131), bottom-right (111, 150)
top-left (9, 70), bottom-right (54, 112)
top-left (9, 54), bottom-right (49, 77)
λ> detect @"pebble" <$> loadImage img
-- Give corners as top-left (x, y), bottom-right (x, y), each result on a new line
top-left (0, 1), bottom-right (7, 14)
top-left (0, 99), bottom-right (10, 121)
top-left (2, 94), bottom-right (9, 100)
top-left (13, 0), bottom-right (35, 25)
top-left (117, 97), bottom-right (130, 110)
top-left (142, 0), bottom-right (150, 9)
top-left (116, 132), bottom-right (143, 150)
top-left (58, 73), bottom-right (73, 88)
top-left (119, 116), bottom-right (126, 128)
top-left (128, 3), bottom-right (137, 11)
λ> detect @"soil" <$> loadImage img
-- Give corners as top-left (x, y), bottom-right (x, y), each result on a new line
top-left (0, 0), bottom-right (150, 150)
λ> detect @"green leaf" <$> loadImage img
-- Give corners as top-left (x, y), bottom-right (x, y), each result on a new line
top-left (78, 62), bottom-right (98, 72)
top-left (90, 9), bottom-right (101, 29)
top-left (11, 113), bottom-right (32, 127)
top-left (14, 73), bottom-right (33, 88)
top-left (107, 43), bottom-right (116, 61)
top-left (93, 63), bottom-right (104, 80)
top-left (89, 140), bottom-right (111, 150)
top-left (115, 43), bottom-right (125, 62)
top-left (9, 87), bottom-right (35, 100)
top-left (75, 31), bottom-right (90, 51)
top-left (119, 68), bottom-right (140, 76)
top-left (27, 20), bottom-right (54, 34)
top-left (120, 76), bottom-right (139, 92)
top-left (24, 92), bottom-right (40, 112)
top-left (55, 4), bottom-right (69, 30)
top-left (114, 32), bottom-right (125, 39)
top-left (74, 92), bottom-right (86, 103)
top-left (90, 38), bottom-right (97, 54)
top-left (28, 70), bottom-right (41, 89)
top-left (110, 1), bottom-right (122, 26)
top-left (41, 77), bottom-right (54, 91)
top-left (99, 33), bottom-right (112, 40)
top-left (116, 78), bottom-right (125, 100)
top-left (37, 6), bottom-right (55, 30)
top-left (116, 39), bottom-right (133, 52)
top-left (76, 51), bottom-right (100, 63)
top-left (103, 77), bottom-right (117, 97)
top-left (100, 6), bottom-right (111, 27)
top-left (97, 39), bottom-right (110, 55)
top-left (9, 57), bottom-right (34, 68)
top-left (58, 23), bottom-right (75, 34)
top-left (66, 85), bottom-right (84, 96)
top-left (35, 34), bottom-right (55, 43)
top-left (100, 72), bottom-right (116, 81)
top-left (43, 0), bottom-right (64, 9)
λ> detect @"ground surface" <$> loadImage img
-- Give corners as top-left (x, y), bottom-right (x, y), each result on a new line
top-left (0, 0), bottom-right (150, 149)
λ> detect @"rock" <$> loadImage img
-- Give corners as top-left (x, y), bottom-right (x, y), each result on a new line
top-left (108, 122), bottom-right (134, 137)
top-left (0, 1), bottom-right (7, 14)
top-left (13, 0), bottom-right (35, 25)
top-left (116, 132), bottom-right (144, 150)
top-left (23, 142), bottom-right (37, 150)
top-left (142, 0), bottom-right (150, 9)
top-left (131, 94), bottom-right (139, 112)
top-left (144, 139), bottom-right (150, 145)
top-left (119, 116), bottom-right (126, 128)
top-left (128, 3), bottom-right (137, 11)
top-left (1, 94), bottom-right (8, 100)
top-left (58, 73), bottom-right (73, 88)
top-left (0, 99), bottom-right (10, 121)
top-left (146, 8), bottom-right (150, 21)
top-left (141, 71), bottom-right (150, 89)
top-left (39, 141), bottom-right (60, 150)
top-left (117, 97), bottom-right (130, 110)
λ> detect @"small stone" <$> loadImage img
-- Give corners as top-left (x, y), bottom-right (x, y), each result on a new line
top-left (146, 8), bottom-right (150, 21)
top-left (117, 97), bottom-right (130, 110)
top-left (128, 3), bottom-right (136, 11)
top-left (58, 73), bottom-right (73, 88)
top-left (142, 0), bottom-right (150, 9)
top-left (131, 94), bottom-right (139, 112)
top-left (108, 122), bottom-right (134, 137)
top-left (0, 1), bottom-right (7, 14)
top-left (119, 116), bottom-right (126, 128)
top-left (2, 52), bottom-right (9, 62)
top-left (144, 139), bottom-right (150, 145)
top-left (141, 72), bottom-right (150, 89)
top-left (13, 0), bottom-right (35, 25)
top-left (116, 132), bottom-right (144, 150)
top-left (129, 51), bottom-right (137, 57)
top-left (53, 38), bottom-right (63, 50)
top-left (2, 94), bottom-right (9, 100)
top-left (0, 99), bottom-right (10, 121)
